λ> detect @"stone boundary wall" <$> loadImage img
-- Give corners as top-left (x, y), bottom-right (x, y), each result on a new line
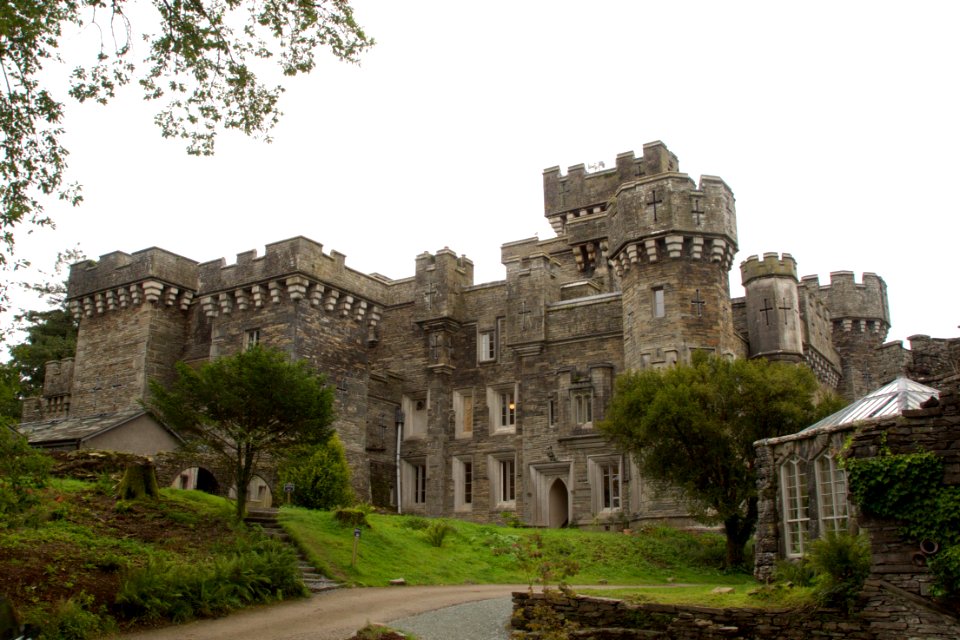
top-left (511, 588), bottom-right (960, 639)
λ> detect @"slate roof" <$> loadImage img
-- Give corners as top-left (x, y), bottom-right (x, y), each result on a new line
top-left (18, 409), bottom-right (153, 446)
top-left (802, 377), bottom-right (941, 432)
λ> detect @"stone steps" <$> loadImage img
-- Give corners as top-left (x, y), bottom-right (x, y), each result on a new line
top-left (244, 508), bottom-right (341, 593)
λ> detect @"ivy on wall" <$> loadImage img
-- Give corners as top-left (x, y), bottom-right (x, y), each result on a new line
top-left (845, 437), bottom-right (960, 597)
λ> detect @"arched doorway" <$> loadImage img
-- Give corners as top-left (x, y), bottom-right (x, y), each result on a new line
top-left (171, 466), bottom-right (220, 495)
top-left (548, 478), bottom-right (569, 528)
top-left (229, 475), bottom-right (274, 509)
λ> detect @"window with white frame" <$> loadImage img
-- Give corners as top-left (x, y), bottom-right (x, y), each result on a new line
top-left (489, 453), bottom-right (517, 507)
top-left (478, 328), bottom-right (497, 363)
top-left (589, 456), bottom-right (622, 514)
top-left (781, 457), bottom-right (809, 557)
top-left (572, 390), bottom-right (593, 427)
top-left (402, 459), bottom-right (427, 509)
top-left (454, 390), bottom-right (474, 438)
top-left (402, 394), bottom-right (428, 439)
top-left (815, 454), bottom-right (849, 534)
top-left (454, 457), bottom-right (473, 511)
top-left (487, 385), bottom-right (517, 433)
top-left (244, 328), bottom-right (261, 350)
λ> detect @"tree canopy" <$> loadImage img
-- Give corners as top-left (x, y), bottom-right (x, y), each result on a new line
top-left (148, 346), bottom-right (336, 519)
top-left (0, 0), bottom-right (372, 274)
top-left (599, 353), bottom-right (842, 568)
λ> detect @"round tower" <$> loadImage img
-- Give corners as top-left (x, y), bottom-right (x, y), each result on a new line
top-left (740, 253), bottom-right (803, 362)
top-left (605, 142), bottom-right (742, 369)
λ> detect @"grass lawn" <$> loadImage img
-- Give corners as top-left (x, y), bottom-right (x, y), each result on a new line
top-left (281, 508), bottom-right (753, 589)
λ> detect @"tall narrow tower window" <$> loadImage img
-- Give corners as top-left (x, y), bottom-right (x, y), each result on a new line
top-left (653, 288), bottom-right (665, 318)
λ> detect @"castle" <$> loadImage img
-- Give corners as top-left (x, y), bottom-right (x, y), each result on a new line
top-left (20, 140), bottom-right (950, 526)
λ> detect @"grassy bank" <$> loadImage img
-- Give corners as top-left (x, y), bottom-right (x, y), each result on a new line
top-left (280, 508), bottom-right (753, 589)
top-left (0, 479), bottom-right (304, 638)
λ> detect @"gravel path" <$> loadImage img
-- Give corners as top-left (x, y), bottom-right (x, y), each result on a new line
top-left (389, 596), bottom-right (513, 640)
top-left (116, 585), bottom-right (526, 640)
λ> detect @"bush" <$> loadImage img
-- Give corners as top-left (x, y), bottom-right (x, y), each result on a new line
top-left (773, 557), bottom-right (816, 587)
top-left (808, 531), bottom-right (871, 611)
top-left (333, 507), bottom-right (369, 528)
top-left (279, 435), bottom-right (354, 511)
top-left (401, 516), bottom-right (430, 530)
top-left (424, 520), bottom-right (455, 547)
top-left (115, 537), bottom-right (305, 623)
top-left (0, 427), bottom-right (52, 518)
top-left (28, 593), bottom-right (113, 640)
top-left (929, 544), bottom-right (960, 597)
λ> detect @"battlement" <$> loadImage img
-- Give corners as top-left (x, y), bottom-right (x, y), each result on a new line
top-left (740, 252), bottom-right (798, 285)
top-left (800, 270), bottom-right (890, 326)
top-left (543, 141), bottom-right (680, 221)
top-left (67, 247), bottom-right (199, 299)
top-left (415, 247), bottom-right (474, 283)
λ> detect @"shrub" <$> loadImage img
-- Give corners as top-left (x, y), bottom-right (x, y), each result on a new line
top-left (808, 531), bottom-right (871, 611)
top-left (424, 520), bottom-right (455, 547)
top-left (279, 435), bottom-right (354, 510)
top-left (30, 593), bottom-right (113, 640)
top-left (773, 557), bottom-right (816, 587)
top-left (333, 507), bottom-right (369, 528)
top-left (401, 516), bottom-right (430, 530)
top-left (115, 537), bottom-right (305, 623)
top-left (929, 544), bottom-right (960, 597)
top-left (0, 427), bottom-right (52, 517)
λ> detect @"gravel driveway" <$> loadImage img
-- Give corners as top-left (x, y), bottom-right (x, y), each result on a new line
top-left (117, 585), bottom-right (526, 640)
top-left (389, 596), bottom-right (513, 640)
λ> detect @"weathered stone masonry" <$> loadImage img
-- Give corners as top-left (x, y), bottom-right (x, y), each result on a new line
top-left (23, 141), bottom-right (949, 528)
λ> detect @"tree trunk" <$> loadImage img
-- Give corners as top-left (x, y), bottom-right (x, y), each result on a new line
top-left (722, 498), bottom-right (759, 569)
top-left (118, 462), bottom-right (160, 500)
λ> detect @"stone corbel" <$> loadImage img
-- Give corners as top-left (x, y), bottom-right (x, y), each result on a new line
top-left (323, 289), bottom-right (340, 312)
top-left (142, 280), bottom-right (163, 303)
top-left (218, 292), bottom-right (232, 314)
top-left (201, 296), bottom-right (218, 318)
top-left (235, 289), bottom-right (250, 311)
top-left (286, 276), bottom-right (309, 301)
top-left (309, 283), bottom-right (325, 307)
top-left (268, 281), bottom-right (283, 304)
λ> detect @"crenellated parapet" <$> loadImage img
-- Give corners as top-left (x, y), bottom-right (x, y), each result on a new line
top-left (740, 252), bottom-right (798, 285)
top-left (800, 271), bottom-right (890, 334)
top-left (543, 141), bottom-right (680, 236)
top-left (66, 248), bottom-right (199, 320)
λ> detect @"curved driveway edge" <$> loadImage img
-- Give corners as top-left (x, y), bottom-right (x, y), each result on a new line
top-left (116, 585), bottom-right (528, 640)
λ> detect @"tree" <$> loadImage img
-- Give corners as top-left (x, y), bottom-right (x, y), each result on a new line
top-left (279, 433), bottom-right (353, 510)
top-left (599, 353), bottom-right (833, 568)
top-left (7, 308), bottom-right (78, 396)
top-left (148, 346), bottom-right (336, 519)
top-left (0, 0), bottom-right (372, 278)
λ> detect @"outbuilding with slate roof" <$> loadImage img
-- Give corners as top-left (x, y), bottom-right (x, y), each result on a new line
top-left (17, 409), bottom-right (181, 456)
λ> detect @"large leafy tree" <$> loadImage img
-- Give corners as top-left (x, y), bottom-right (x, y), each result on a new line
top-left (148, 346), bottom-right (336, 519)
top-left (0, 0), bottom-right (372, 275)
top-left (8, 308), bottom-right (78, 396)
top-left (600, 353), bottom-right (840, 568)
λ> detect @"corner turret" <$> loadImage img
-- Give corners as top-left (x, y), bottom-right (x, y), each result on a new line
top-left (740, 253), bottom-right (803, 361)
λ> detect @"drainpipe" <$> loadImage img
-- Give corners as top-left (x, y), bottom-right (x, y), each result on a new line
top-left (395, 407), bottom-right (405, 514)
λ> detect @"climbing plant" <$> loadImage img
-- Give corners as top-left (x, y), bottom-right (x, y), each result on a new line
top-left (845, 439), bottom-right (960, 597)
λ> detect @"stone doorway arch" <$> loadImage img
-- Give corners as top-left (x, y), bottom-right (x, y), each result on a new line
top-left (548, 478), bottom-right (569, 528)
top-left (170, 466), bottom-right (220, 494)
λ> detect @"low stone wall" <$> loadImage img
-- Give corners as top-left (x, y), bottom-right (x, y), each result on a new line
top-left (511, 587), bottom-right (960, 639)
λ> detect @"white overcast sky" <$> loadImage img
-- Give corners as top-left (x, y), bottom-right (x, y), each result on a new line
top-left (6, 1), bottom-right (959, 346)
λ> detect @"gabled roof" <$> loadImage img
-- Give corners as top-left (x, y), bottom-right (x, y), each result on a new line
top-left (802, 377), bottom-right (940, 432)
top-left (17, 409), bottom-right (159, 446)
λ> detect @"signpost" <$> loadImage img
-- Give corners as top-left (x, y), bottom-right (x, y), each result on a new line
top-left (283, 482), bottom-right (294, 505)
top-left (352, 527), bottom-right (361, 567)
